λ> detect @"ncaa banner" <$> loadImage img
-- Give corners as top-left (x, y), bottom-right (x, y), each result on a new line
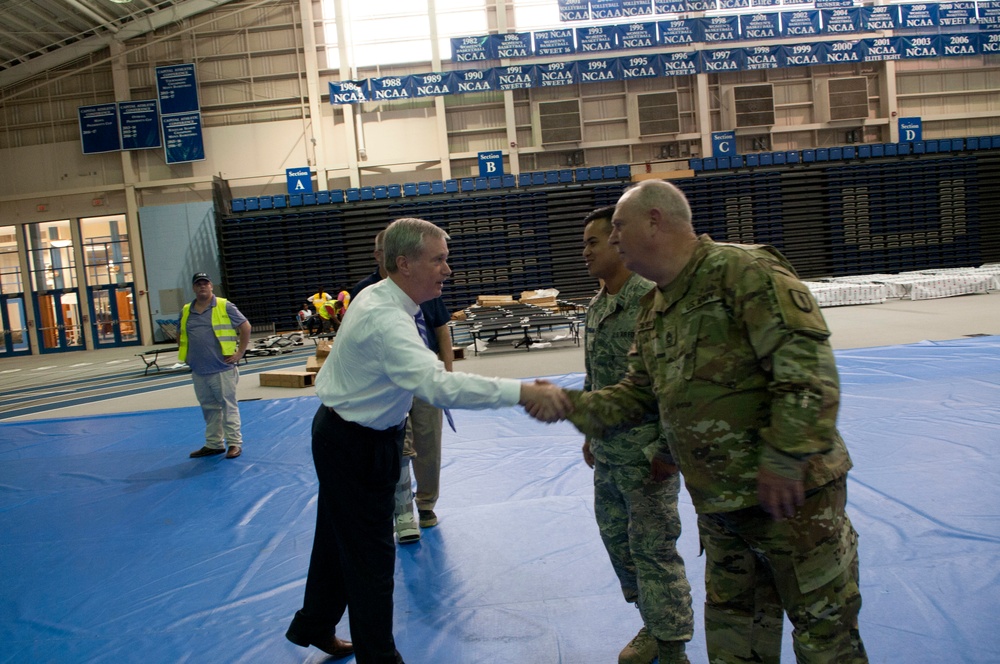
top-left (451, 36), bottom-right (491, 62)
top-left (861, 5), bottom-right (898, 30)
top-left (976, 1), bottom-right (1000, 26)
top-left (411, 72), bottom-right (455, 99)
top-left (618, 22), bottom-right (658, 49)
top-left (698, 16), bottom-right (741, 43)
top-left (719, 0), bottom-right (752, 10)
top-left (699, 48), bottom-right (745, 73)
top-left (781, 10), bottom-right (821, 37)
top-left (938, 2), bottom-right (976, 27)
top-left (781, 42), bottom-right (824, 66)
top-left (558, 0), bottom-right (589, 21)
top-left (577, 25), bottom-right (618, 52)
top-left (369, 75), bottom-right (415, 101)
top-left (861, 36), bottom-right (904, 61)
top-left (939, 33), bottom-right (977, 56)
top-left (685, 0), bottom-right (715, 12)
top-left (536, 61), bottom-right (578, 87)
top-left (901, 35), bottom-right (941, 58)
top-left (489, 65), bottom-right (536, 90)
top-left (620, 54), bottom-right (662, 79)
top-left (490, 33), bottom-right (533, 59)
top-left (534, 29), bottom-right (575, 56)
top-left (654, 0), bottom-right (687, 13)
top-left (577, 57), bottom-right (624, 83)
top-left (591, 0), bottom-right (626, 20)
top-left (819, 39), bottom-right (864, 64)
top-left (452, 69), bottom-right (494, 94)
top-left (980, 32), bottom-right (1000, 53)
top-left (658, 19), bottom-right (698, 45)
top-left (822, 8), bottom-right (861, 35)
top-left (328, 80), bottom-right (368, 104)
top-left (660, 50), bottom-right (699, 76)
top-left (743, 44), bottom-right (785, 69)
top-left (899, 4), bottom-right (939, 29)
top-left (621, 0), bottom-right (654, 16)
top-left (740, 13), bottom-right (781, 40)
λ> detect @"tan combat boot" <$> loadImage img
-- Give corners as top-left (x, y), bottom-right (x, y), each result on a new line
top-left (619, 626), bottom-right (657, 664)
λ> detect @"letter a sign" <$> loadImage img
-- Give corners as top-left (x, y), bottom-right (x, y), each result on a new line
top-left (286, 167), bottom-right (314, 195)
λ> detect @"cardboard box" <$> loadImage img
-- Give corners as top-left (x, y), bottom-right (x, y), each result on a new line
top-left (476, 294), bottom-right (514, 307)
top-left (259, 371), bottom-right (316, 388)
top-left (315, 340), bottom-right (332, 358)
top-left (306, 356), bottom-right (326, 373)
top-left (452, 346), bottom-right (465, 361)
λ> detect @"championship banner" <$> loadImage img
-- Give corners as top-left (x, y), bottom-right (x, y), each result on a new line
top-left (155, 64), bottom-right (199, 115)
top-left (861, 36), bottom-right (904, 61)
top-left (621, 0), bottom-right (654, 17)
top-left (782, 42), bottom-right (824, 66)
top-left (821, 8), bottom-right (861, 35)
top-left (591, 0), bottom-right (626, 20)
top-left (618, 22), bottom-right (658, 49)
top-left (938, 2), bottom-right (976, 27)
top-left (411, 72), bottom-right (455, 99)
top-left (577, 25), bottom-right (618, 52)
top-left (79, 103), bottom-right (121, 154)
top-left (328, 80), bottom-right (368, 104)
top-left (653, 0), bottom-right (687, 13)
top-left (558, 0), bottom-right (590, 21)
top-left (899, 4), bottom-right (939, 30)
top-left (981, 32), bottom-right (1000, 53)
top-left (819, 39), bottom-right (865, 64)
top-left (698, 16), bottom-right (740, 43)
top-left (369, 75), bottom-right (415, 101)
top-left (699, 47), bottom-right (745, 73)
top-left (861, 5), bottom-right (898, 30)
top-left (534, 29), bottom-right (575, 56)
top-left (901, 35), bottom-right (942, 58)
top-left (162, 111), bottom-right (205, 164)
top-left (719, 0), bottom-right (752, 10)
top-left (451, 36), bottom-right (491, 62)
top-left (620, 54), bottom-right (662, 79)
top-left (780, 10), bottom-right (821, 37)
top-left (740, 13), bottom-right (781, 40)
top-left (658, 19), bottom-right (698, 45)
top-left (744, 44), bottom-right (785, 69)
top-left (449, 70), bottom-right (492, 94)
top-left (940, 33), bottom-right (977, 56)
top-left (118, 100), bottom-right (161, 150)
top-left (577, 57), bottom-right (624, 83)
top-left (489, 65), bottom-right (536, 90)
top-left (660, 50), bottom-right (699, 76)
top-left (536, 61), bottom-right (578, 87)
top-left (976, 1), bottom-right (1000, 26)
top-left (684, 0), bottom-right (715, 12)
top-left (491, 32), bottom-right (533, 59)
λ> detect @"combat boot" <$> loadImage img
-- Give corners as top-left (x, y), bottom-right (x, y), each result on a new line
top-left (619, 626), bottom-right (657, 664)
top-left (656, 638), bottom-right (691, 664)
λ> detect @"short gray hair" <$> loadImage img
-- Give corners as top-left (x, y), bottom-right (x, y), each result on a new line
top-left (626, 180), bottom-right (693, 230)
top-left (383, 218), bottom-right (450, 274)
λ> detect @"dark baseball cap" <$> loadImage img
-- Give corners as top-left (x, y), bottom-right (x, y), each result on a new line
top-left (192, 272), bottom-right (211, 284)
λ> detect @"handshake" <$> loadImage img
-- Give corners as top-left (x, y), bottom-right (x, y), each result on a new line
top-left (518, 380), bottom-right (573, 423)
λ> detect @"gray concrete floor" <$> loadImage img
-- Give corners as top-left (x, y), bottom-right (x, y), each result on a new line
top-left (1, 291), bottom-right (997, 421)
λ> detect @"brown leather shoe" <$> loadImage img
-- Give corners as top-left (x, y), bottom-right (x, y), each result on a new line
top-left (285, 613), bottom-right (353, 659)
top-left (189, 446), bottom-right (225, 458)
top-left (225, 446), bottom-right (242, 459)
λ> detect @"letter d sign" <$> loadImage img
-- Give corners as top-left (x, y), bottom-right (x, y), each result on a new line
top-left (898, 117), bottom-right (921, 143)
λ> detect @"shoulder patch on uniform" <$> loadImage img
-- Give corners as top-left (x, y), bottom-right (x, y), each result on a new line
top-left (789, 288), bottom-right (815, 314)
top-left (770, 271), bottom-right (830, 338)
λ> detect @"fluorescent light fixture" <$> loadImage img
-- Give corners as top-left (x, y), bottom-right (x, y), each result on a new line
top-left (49, 239), bottom-right (72, 248)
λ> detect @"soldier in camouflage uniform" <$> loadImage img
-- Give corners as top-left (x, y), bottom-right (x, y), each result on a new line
top-left (563, 180), bottom-right (868, 664)
top-left (581, 207), bottom-right (694, 664)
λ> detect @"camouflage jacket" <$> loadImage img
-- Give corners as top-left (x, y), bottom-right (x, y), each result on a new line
top-left (584, 272), bottom-right (670, 467)
top-left (568, 235), bottom-right (853, 513)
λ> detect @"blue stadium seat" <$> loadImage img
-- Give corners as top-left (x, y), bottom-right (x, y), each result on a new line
top-left (289, 194), bottom-right (303, 206)
top-left (489, 176), bottom-right (502, 189)
top-left (387, 184), bottom-right (402, 198)
top-left (602, 165), bottom-right (617, 179)
top-left (330, 189), bottom-right (345, 203)
top-left (773, 152), bottom-right (786, 165)
top-left (829, 147), bottom-right (842, 161)
top-left (871, 144), bottom-right (884, 158)
top-left (897, 142), bottom-right (910, 155)
top-left (759, 153), bottom-right (773, 166)
top-left (702, 157), bottom-right (717, 171)
top-left (518, 173), bottom-right (531, 187)
top-left (575, 167), bottom-right (590, 181)
top-left (884, 143), bottom-right (897, 156)
top-left (502, 174), bottom-right (516, 188)
top-left (966, 137), bottom-right (981, 150)
top-left (785, 151), bottom-right (799, 164)
top-left (258, 196), bottom-right (273, 209)
top-left (359, 187), bottom-right (373, 201)
top-left (745, 154), bottom-right (759, 167)
top-left (729, 155), bottom-right (744, 168)
top-left (272, 194), bottom-right (287, 208)
top-left (544, 171), bottom-right (558, 184)
top-left (445, 179), bottom-right (459, 193)
top-left (913, 141), bottom-right (926, 154)
top-left (717, 156), bottom-right (730, 169)
top-left (344, 189), bottom-right (360, 202)
top-left (589, 167), bottom-right (603, 180)
top-left (431, 180), bottom-right (445, 194)
top-left (303, 193), bottom-right (317, 205)
top-left (616, 164), bottom-right (631, 178)
top-left (858, 145), bottom-right (871, 158)
top-left (531, 172), bottom-right (545, 185)
top-left (316, 190), bottom-right (331, 204)
top-left (373, 186), bottom-right (388, 199)
top-left (417, 182), bottom-right (432, 195)
top-left (245, 197), bottom-right (259, 210)
top-left (925, 140), bottom-right (939, 153)
top-left (461, 178), bottom-right (475, 192)
top-left (688, 158), bottom-right (703, 171)
top-left (802, 149), bottom-right (816, 163)
top-left (558, 169), bottom-right (573, 183)
top-left (842, 146), bottom-right (856, 159)
top-left (475, 177), bottom-right (489, 190)
top-left (403, 183), bottom-right (417, 196)
top-left (992, 135), bottom-right (1000, 148)
top-left (816, 148), bottom-right (829, 161)
top-left (231, 198), bottom-right (246, 212)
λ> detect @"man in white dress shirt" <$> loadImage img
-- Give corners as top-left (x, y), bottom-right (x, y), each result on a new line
top-left (285, 217), bottom-right (572, 664)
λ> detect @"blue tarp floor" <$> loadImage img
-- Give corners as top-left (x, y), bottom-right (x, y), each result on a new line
top-left (1, 337), bottom-right (999, 663)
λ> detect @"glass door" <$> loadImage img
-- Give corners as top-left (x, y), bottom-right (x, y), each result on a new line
top-left (81, 215), bottom-right (140, 348)
top-left (0, 225), bottom-right (30, 356)
top-left (24, 220), bottom-right (85, 354)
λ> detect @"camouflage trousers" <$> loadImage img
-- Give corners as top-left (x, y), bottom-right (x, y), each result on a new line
top-left (594, 460), bottom-right (694, 642)
top-left (698, 475), bottom-right (867, 664)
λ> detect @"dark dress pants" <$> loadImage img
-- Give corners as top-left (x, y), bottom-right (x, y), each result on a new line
top-left (300, 405), bottom-right (404, 663)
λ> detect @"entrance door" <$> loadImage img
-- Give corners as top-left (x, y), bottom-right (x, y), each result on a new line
top-left (34, 289), bottom-right (85, 353)
top-left (0, 295), bottom-right (30, 356)
top-left (89, 284), bottom-right (140, 347)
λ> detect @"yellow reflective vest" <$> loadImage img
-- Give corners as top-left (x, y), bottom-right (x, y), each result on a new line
top-left (178, 297), bottom-right (237, 362)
